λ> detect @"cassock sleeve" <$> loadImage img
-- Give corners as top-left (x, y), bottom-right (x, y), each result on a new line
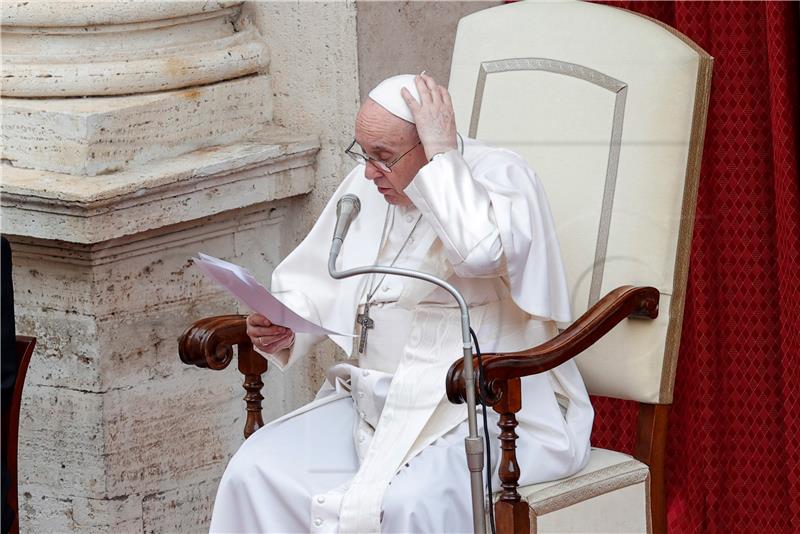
top-left (253, 332), bottom-right (324, 372)
top-left (403, 150), bottom-right (505, 278)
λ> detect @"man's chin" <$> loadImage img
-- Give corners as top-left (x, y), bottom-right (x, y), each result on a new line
top-left (378, 189), bottom-right (410, 206)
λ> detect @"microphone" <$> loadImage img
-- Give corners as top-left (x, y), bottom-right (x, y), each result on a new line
top-left (330, 194), bottom-right (361, 263)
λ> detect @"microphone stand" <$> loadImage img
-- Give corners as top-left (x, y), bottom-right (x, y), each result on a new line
top-left (328, 203), bottom-right (487, 534)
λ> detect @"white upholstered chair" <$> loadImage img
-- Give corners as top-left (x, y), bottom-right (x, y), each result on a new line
top-left (179, 1), bottom-right (713, 532)
top-left (444, 2), bottom-right (712, 533)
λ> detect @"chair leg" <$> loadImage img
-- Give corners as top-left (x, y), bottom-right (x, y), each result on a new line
top-left (635, 403), bottom-right (670, 534)
top-left (237, 344), bottom-right (268, 439)
top-left (493, 378), bottom-right (530, 534)
top-left (495, 501), bottom-right (530, 534)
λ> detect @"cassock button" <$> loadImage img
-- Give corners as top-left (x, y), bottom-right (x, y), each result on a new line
top-left (362, 370), bottom-right (370, 377)
top-left (359, 410), bottom-right (367, 419)
top-left (358, 434), bottom-right (366, 443)
top-left (358, 391), bottom-right (365, 399)
top-left (382, 286), bottom-right (390, 292)
top-left (316, 496), bottom-right (326, 504)
top-left (313, 518), bottom-right (323, 527)
top-left (405, 215), bottom-right (414, 223)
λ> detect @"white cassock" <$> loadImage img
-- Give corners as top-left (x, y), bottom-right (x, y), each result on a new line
top-left (210, 137), bottom-right (594, 534)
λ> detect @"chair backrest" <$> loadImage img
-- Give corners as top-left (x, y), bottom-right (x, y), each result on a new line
top-left (448, 0), bottom-right (711, 404)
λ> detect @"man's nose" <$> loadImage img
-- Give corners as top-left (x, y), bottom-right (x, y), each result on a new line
top-left (364, 161), bottom-right (384, 181)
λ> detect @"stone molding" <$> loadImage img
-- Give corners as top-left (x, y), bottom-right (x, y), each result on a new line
top-left (1, 127), bottom-right (319, 244)
top-left (9, 201), bottom-right (289, 319)
top-left (1, 74), bottom-right (274, 176)
top-left (1, 2), bottom-right (268, 98)
top-left (1, 1), bottom-right (274, 176)
top-left (1, 2), bottom-right (242, 27)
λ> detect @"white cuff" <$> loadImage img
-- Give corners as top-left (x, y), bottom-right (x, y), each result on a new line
top-left (253, 331), bottom-right (320, 372)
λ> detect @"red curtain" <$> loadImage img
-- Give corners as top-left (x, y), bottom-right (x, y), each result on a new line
top-left (590, 2), bottom-right (800, 532)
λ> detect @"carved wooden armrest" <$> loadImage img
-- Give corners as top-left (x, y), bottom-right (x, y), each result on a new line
top-left (179, 315), bottom-right (248, 370)
top-left (446, 285), bottom-right (659, 405)
top-left (178, 315), bottom-right (269, 438)
top-left (444, 285), bottom-right (659, 534)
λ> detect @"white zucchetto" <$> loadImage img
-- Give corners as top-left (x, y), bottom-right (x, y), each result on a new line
top-left (367, 74), bottom-right (421, 124)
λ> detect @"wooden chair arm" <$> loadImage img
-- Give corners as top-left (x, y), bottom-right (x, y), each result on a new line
top-left (446, 285), bottom-right (659, 405)
top-left (178, 314), bottom-right (270, 438)
top-left (178, 314), bottom-right (249, 371)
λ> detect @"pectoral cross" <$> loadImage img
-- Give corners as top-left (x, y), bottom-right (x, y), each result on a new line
top-left (357, 302), bottom-right (375, 354)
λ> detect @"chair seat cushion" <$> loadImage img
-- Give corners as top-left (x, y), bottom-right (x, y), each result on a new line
top-left (518, 448), bottom-right (650, 516)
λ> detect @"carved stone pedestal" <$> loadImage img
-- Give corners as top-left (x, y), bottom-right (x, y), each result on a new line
top-left (0, 2), bottom-right (325, 531)
top-left (3, 130), bottom-right (319, 532)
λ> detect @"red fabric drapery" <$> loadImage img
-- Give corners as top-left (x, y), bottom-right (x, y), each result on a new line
top-left (590, 2), bottom-right (800, 532)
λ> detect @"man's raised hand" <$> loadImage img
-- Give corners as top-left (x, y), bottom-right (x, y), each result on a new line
top-left (400, 73), bottom-right (458, 161)
top-left (246, 313), bottom-right (295, 354)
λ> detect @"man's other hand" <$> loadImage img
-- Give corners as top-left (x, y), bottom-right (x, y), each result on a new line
top-left (401, 73), bottom-right (458, 161)
top-left (247, 313), bottom-right (295, 353)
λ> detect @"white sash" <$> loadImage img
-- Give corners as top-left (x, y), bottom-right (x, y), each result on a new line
top-left (338, 305), bottom-right (472, 533)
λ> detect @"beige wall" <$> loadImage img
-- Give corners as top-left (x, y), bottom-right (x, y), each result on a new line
top-left (356, 1), bottom-right (501, 101)
top-left (248, 1), bottom-right (360, 232)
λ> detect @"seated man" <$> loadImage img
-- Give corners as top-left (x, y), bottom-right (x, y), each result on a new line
top-left (210, 74), bottom-right (593, 533)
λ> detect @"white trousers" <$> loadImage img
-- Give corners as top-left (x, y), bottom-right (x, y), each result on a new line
top-left (210, 394), bottom-right (508, 534)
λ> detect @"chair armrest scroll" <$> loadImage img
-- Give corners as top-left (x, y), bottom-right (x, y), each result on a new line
top-left (178, 315), bottom-right (249, 371)
top-left (447, 285), bottom-right (659, 405)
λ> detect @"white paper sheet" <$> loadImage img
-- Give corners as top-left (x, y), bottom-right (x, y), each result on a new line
top-left (192, 253), bottom-right (354, 337)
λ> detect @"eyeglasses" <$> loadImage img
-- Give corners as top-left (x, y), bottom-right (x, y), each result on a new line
top-left (345, 139), bottom-right (421, 173)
